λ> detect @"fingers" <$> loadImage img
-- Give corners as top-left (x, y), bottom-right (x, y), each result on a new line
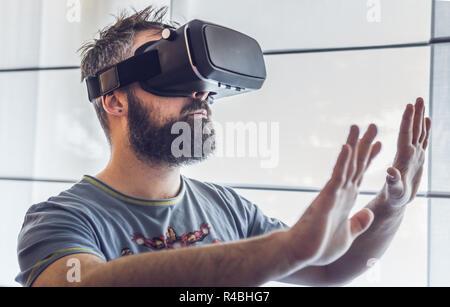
top-left (397, 103), bottom-right (414, 149)
top-left (356, 141), bottom-right (382, 186)
top-left (412, 98), bottom-right (425, 145)
top-left (366, 141), bottom-right (382, 170)
top-left (386, 166), bottom-right (401, 184)
top-left (328, 144), bottom-right (351, 190)
top-left (398, 98), bottom-right (430, 150)
top-left (352, 124), bottom-right (378, 185)
top-left (345, 125), bottom-right (360, 182)
top-left (422, 117), bottom-right (431, 149)
top-left (418, 105), bottom-right (427, 144)
top-left (386, 166), bottom-right (404, 199)
top-left (329, 124), bottom-right (380, 190)
top-left (349, 208), bottom-right (374, 239)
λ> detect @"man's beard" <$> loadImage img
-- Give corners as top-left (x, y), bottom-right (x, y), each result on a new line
top-left (127, 91), bottom-right (216, 167)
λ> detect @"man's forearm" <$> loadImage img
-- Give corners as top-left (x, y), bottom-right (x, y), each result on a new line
top-left (80, 230), bottom-right (299, 286)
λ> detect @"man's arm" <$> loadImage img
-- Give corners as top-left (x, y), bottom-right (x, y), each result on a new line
top-left (33, 231), bottom-right (295, 287)
top-left (278, 98), bottom-right (431, 286)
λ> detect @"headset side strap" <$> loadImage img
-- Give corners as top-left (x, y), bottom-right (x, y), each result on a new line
top-left (85, 50), bottom-right (161, 102)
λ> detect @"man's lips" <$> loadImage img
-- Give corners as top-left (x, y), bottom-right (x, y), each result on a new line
top-left (187, 109), bottom-right (208, 118)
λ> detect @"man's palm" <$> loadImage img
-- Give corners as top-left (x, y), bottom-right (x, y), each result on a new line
top-left (288, 125), bottom-right (380, 266)
top-left (385, 98), bottom-right (431, 207)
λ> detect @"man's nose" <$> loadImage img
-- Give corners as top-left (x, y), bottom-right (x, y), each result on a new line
top-left (191, 91), bottom-right (210, 101)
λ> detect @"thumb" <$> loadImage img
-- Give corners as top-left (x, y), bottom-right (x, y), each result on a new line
top-left (350, 208), bottom-right (374, 238)
top-left (386, 167), bottom-right (403, 197)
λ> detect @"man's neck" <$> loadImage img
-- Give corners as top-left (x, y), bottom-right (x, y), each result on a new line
top-left (95, 148), bottom-right (182, 201)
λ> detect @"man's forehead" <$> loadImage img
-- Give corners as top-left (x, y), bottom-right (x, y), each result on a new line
top-left (132, 30), bottom-right (162, 54)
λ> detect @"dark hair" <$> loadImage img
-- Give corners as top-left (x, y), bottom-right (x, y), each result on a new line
top-left (79, 5), bottom-right (177, 144)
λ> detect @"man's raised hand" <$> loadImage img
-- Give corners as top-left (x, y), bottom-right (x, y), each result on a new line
top-left (286, 124), bottom-right (381, 267)
top-left (383, 98), bottom-right (431, 207)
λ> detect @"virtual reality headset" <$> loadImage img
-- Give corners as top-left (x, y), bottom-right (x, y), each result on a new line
top-left (86, 19), bottom-right (267, 104)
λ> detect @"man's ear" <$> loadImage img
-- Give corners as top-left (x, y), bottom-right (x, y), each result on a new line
top-left (102, 92), bottom-right (126, 117)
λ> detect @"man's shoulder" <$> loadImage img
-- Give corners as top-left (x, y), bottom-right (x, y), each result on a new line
top-left (26, 179), bottom-right (97, 217)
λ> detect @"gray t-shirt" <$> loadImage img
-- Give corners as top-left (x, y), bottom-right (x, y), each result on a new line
top-left (16, 175), bottom-right (288, 286)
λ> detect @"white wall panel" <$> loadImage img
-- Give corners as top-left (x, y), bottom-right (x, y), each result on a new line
top-left (0, 0), bottom-right (43, 68)
top-left (0, 72), bottom-right (39, 177)
top-left (172, 0), bottom-right (432, 51)
top-left (0, 0), bottom-right (171, 68)
top-left (32, 69), bottom-right (109, 180)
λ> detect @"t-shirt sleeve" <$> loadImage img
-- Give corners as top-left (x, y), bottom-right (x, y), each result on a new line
top-left (243, 197), bottom-right (290, 238)
top-left (214, 184), bottom-right (290, 238)
top-left (16, 201), bottom-right (106, 287)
